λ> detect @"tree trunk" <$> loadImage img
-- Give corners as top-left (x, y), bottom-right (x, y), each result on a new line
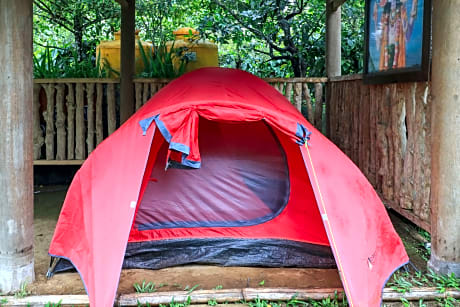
top-left (291, 56), bottom-right (306, 77)
top-left (74, 13), bottom-right (84, 61)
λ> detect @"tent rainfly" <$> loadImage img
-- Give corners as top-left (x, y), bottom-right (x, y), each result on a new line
top-left (48, 68), bottom-right (408, 307)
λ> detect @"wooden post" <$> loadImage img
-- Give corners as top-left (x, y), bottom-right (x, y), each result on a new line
top-left (75, 83), bottom-right (85, 159)
top-left (0, 0), bottom-right (35, 292)
top-left (66, 83), bottom-right (76, 160)
top-left (86, 83), bottom-right (95, 154)
top-left (325, 0), bottom-right (343, 136)
top-left (326, 0), bottom-right (343, 77)
top-left (55, 84), bottom-right (66, 160)
top-left (119, 0), bottom-right (136, 124)
top-left (429, 0), bottom-right (460, 276)
top-left (33, 84), bottom-right (44, 160)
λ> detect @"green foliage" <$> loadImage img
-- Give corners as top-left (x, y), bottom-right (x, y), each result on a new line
top-left (14, 282), bottom-right (29, 299)
top-left (0, 297), bottom-right (8, 306)
top-left (33, 0), bottom-right (365, 78)
top-left (418, 229), bottom-right (431, 242)
top-left (158, 296), bottom-right (192, 307)
top-left (34, 0), bottom-right (120, 60)
top-left (185, 284), bottom-right (200, 294)
top-left (426, 269), bottom-right (460, 293)
top-left (133, 280), bottom-right (158, 293)
top-left (44, 301), bottom-right (62, 307)
top-left (33, 47), bottom-right (110, 78)
top-left (137, 40), bottom-right (186, 78)
top-left (33, 47), bottom-right (62, 78)
top-left (246, 293), bottom-right (347, 307)
top-left (214, 285), bottom-right (223, 290)
top-left (435, 296), bottom-right (459, 307)
top-left (340, 1), bottom-right (365, 75)
top-left (208, 298), bottom-right (218, 306)
top-left (388, 272), bottom-right (415, 294)
top-left (198, 0), bottom-right (363, 77)
top-left (258, 280), bottom-right (265, 286)
top-left (388, 268), bottom-right (460, 306)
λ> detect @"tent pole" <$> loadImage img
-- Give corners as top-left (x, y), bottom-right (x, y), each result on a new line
top-left (0, 0), bottom-right (35, 292)
top-left (428, 0), bottom-right (460, 276)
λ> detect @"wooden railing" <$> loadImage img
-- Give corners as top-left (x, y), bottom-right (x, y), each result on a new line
top-left (33, 77), bottom-right (327, 164)
top-left (33, 75), bottom-right (432, 231)
top-left (328, 74), bottom-right (432, 231)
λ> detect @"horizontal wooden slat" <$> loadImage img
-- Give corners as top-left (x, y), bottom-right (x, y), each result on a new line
top-left (34, 160), bottom-right (85, 166)
top-left (328, 74), bottom-right (363, 82)
top-left (384, 199), bottom-right (432, 233)
top-left (34, 78), bottom-right (328, 84)
top-left (3, 287), bottom-right (458, 306)
top-left (34, 78), bottom-right (120, 84)
top-left (1, 294), bottom-right (89, 306)
top-left (133, 78), bottom-right (173, 83)
top-left (263, 77), bottom-right (328, 83)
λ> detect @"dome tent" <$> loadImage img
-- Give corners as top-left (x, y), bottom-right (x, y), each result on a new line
top-left (48, 68), bottom-right (408, 307)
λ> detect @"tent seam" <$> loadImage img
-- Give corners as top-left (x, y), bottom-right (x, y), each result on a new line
top-left (304, 143), bottom-right (354, 307)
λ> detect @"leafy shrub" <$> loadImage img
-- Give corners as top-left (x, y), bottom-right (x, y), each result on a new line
top-left (137, 40), bottom-right (187, 78)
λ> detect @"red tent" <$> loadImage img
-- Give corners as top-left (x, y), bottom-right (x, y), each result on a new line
top-left (49, 68), bottom-right (408, 307)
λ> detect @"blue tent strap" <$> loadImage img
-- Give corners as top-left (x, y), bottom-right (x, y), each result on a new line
top-left (139, 116), bottom-right (156, 136)
top-left (295, 123), bottom-right (312, 146)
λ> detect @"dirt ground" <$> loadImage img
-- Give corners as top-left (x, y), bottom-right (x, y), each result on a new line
top-left (28, 185), bottom-right (426, 296)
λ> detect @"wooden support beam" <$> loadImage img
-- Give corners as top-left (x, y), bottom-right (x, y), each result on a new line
top-left (328, 0), bottom-right (347, 12)
top-left (326, 0), bottom-right (342, 77)
top-left (429, 0), bottom-right (460, 276)
top-left (0, 0), bottom-right (35, 292)
top-left (119, 0), bottom-right (136, 124)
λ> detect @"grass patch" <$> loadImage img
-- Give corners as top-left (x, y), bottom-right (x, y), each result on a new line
top-left (208, 298), bottom-right (218, 306)
top-left (13, 282), bottom-right (29, 299)
top-left (245, 292), bottom-right (347, 307)
top-left (185, 284), bottom-right (200, 294)
top-left (134, 281), bottom-right (158, 293)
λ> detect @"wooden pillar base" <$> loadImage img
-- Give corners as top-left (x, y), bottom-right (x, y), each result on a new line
top-left (0, 252), bottom-right (34, 293)
top-left (429, 252), bottom-right (460, 277)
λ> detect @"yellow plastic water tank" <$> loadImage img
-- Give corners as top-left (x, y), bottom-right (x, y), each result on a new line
top-left (167, 27), bottom-right (218, 73)
top-left (96, 30), bottom-right (152, 77)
